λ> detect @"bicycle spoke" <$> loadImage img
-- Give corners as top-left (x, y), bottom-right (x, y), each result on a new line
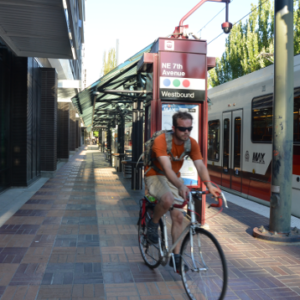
top-left (181, 228), bottom-right (227, 300)
top-left (182, 254), bottom-right (207, 272)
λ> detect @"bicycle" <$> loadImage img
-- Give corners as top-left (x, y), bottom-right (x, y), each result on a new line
top-left (137, 190), bottom-right (228, 300)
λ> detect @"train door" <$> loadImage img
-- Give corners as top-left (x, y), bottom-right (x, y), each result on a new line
top-left (221, 110), bottom-right (243, 192)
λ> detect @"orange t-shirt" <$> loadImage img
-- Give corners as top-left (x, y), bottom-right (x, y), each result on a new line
top-left (145, 133), bottom-right (203, 177)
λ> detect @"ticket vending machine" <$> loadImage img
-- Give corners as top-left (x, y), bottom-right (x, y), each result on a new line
top-left (137, 38), bottom-right (216, 225)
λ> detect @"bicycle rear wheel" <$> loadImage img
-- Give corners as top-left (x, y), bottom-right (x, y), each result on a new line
top-left (180, 228), bottom-right (227, 300)
top-left (138, 205), bottom-right (164, 269)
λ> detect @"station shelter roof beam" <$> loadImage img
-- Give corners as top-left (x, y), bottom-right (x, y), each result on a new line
top-left (72, 43), bottom-right (154, 131)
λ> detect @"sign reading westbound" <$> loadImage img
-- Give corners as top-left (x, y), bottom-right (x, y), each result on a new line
top-left (159, 51), bottom-right (206, 101)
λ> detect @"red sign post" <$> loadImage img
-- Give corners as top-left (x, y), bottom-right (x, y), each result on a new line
top-left (138, 38), bottom-right (212, 225)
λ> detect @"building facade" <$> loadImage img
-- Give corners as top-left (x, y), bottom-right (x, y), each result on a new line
top-left (0, 0), bottom-right (86, 192)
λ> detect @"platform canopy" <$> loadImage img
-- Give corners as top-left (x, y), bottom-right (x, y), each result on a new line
top-left (72, 43), bottom-right (154, 132)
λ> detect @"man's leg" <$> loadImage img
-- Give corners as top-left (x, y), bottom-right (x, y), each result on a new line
top-left (169, 209), bottom-right (188, 273)
top-left (170, 209), bottom-right (184, 254)
top-left (147, 192), bottom-right (174, 244)
top-left (145, 176), bottom-right (175, 244)
top-left (152, 192), bottom-right (174, 223)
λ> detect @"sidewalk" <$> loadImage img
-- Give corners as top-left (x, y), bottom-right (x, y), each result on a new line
top-left (0, 147), bottom-right (299, 300)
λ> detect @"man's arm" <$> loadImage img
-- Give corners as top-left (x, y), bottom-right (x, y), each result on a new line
top-left (157, 156), bottom-right (190, 200)
top-left (193, 159), bottom-right (220, 197)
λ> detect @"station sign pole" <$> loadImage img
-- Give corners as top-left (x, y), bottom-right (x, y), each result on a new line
top-left (139, 38), bottom-right (212, 225)
top-left (137, 0), bottom-right (233, 225)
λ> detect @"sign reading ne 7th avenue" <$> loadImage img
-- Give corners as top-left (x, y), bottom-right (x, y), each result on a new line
top-left (159, 51), bottom-right (206, 101)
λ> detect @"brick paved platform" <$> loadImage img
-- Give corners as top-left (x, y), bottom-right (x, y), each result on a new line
top-left (0, 147), bottom-right (299, 300)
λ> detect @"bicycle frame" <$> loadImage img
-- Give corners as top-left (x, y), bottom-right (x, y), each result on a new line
top-left (157, 191), bottom-right (228, 272)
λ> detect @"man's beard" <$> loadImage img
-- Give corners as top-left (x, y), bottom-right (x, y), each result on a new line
top-left (174, 131), bottom-right (189, 141)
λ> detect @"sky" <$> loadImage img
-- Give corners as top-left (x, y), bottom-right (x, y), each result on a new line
top-left (84, 0), bottom-right (260, 87)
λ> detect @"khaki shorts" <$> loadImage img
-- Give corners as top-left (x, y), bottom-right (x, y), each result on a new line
top-left (144, 175), bottom-right (185, 207)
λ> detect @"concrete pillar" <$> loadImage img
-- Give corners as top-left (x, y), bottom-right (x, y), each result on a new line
top-left (40, 68), bottom-right (58, 175)
top-left (270, 0), bottom-right (294, 233)
top-left (76, 120), bottom-right (79, 149)
top-left (69, 106), bottom-right (76, 153)
top-left (11, 57), bottom-right (41, 186)
top-left (57, 102), bottom-right (70, 161)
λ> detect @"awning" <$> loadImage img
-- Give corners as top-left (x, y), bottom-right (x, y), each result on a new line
top-left (72, 43), bottom-right (154, 132)
top-left (0, 0), bottom-right (83, 59)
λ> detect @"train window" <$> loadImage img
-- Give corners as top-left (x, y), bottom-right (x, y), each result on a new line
top-left (252, 95), bottom-right (273, 143)
top-left (252, 90), bottom-right (300, 144)
top-left (223, 119), bottom-right (230, 173)
top-left (234, 117), bottom-right (241, 175)
top-left (294, 89), bottom-right (300, 144)
top-left (208, 120), bottom-right (220, 161)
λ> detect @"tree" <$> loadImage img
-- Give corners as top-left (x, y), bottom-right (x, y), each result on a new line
top-left (101, 48), bottom-right (117, 76)
top-left (209, 0), bottom-right (299, 88)
top-left (295, 0), bottom-right (300, 55)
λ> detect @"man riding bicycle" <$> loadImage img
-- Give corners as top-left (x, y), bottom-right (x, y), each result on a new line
top-left (144, 111), bottom-right (219, 272)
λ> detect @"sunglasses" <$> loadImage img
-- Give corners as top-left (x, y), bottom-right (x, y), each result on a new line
top-left (176, 126), bottom-right (193, 132)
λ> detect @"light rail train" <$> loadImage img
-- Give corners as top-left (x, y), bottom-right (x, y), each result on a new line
top-left (207, 54), bottom-right (300, 218)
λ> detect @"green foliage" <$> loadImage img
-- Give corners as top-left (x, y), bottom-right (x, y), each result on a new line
top-left (209, 0), bottom-right (299, 88)
top-left (295, 0), bottom-right (300, 55)
top-left (93, 131), bottom-right (99, 137)
top-left (101, 48), bottom-right (117, 76)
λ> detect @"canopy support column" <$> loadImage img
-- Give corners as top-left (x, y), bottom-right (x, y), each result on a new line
top-left (107, 123), bottom-right (112, 164)
top-left (99, 128), bottom-right (103, 152)
top-left (131, 98), bottom-right (143, 189)
top-left (117, 115), bottom-right (125, 172)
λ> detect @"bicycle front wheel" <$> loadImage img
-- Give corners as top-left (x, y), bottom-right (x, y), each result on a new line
top-left (138, 205), bottom-right (164, 269)
top-left (180, 228), bottom-right (227, 300)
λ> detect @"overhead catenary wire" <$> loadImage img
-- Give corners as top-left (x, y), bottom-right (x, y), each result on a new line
top-left (198, 7), bottom-right (225, 36)
top-left (208, 0), bottom-right (270, 45)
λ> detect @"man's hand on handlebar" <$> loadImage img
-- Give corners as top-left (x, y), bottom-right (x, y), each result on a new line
top-left (178, 184), bottom-right (190, 201)
top-left (206, 183), bottom-right (220, 199)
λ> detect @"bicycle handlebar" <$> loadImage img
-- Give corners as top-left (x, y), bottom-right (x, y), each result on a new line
top-left (190, 190), bottom-right (228, 209)
top-left (154, 190), bottom-right (228, 210)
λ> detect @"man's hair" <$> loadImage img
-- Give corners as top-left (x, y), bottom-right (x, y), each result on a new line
top-left (172, 111), bottom-right (193, 127)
